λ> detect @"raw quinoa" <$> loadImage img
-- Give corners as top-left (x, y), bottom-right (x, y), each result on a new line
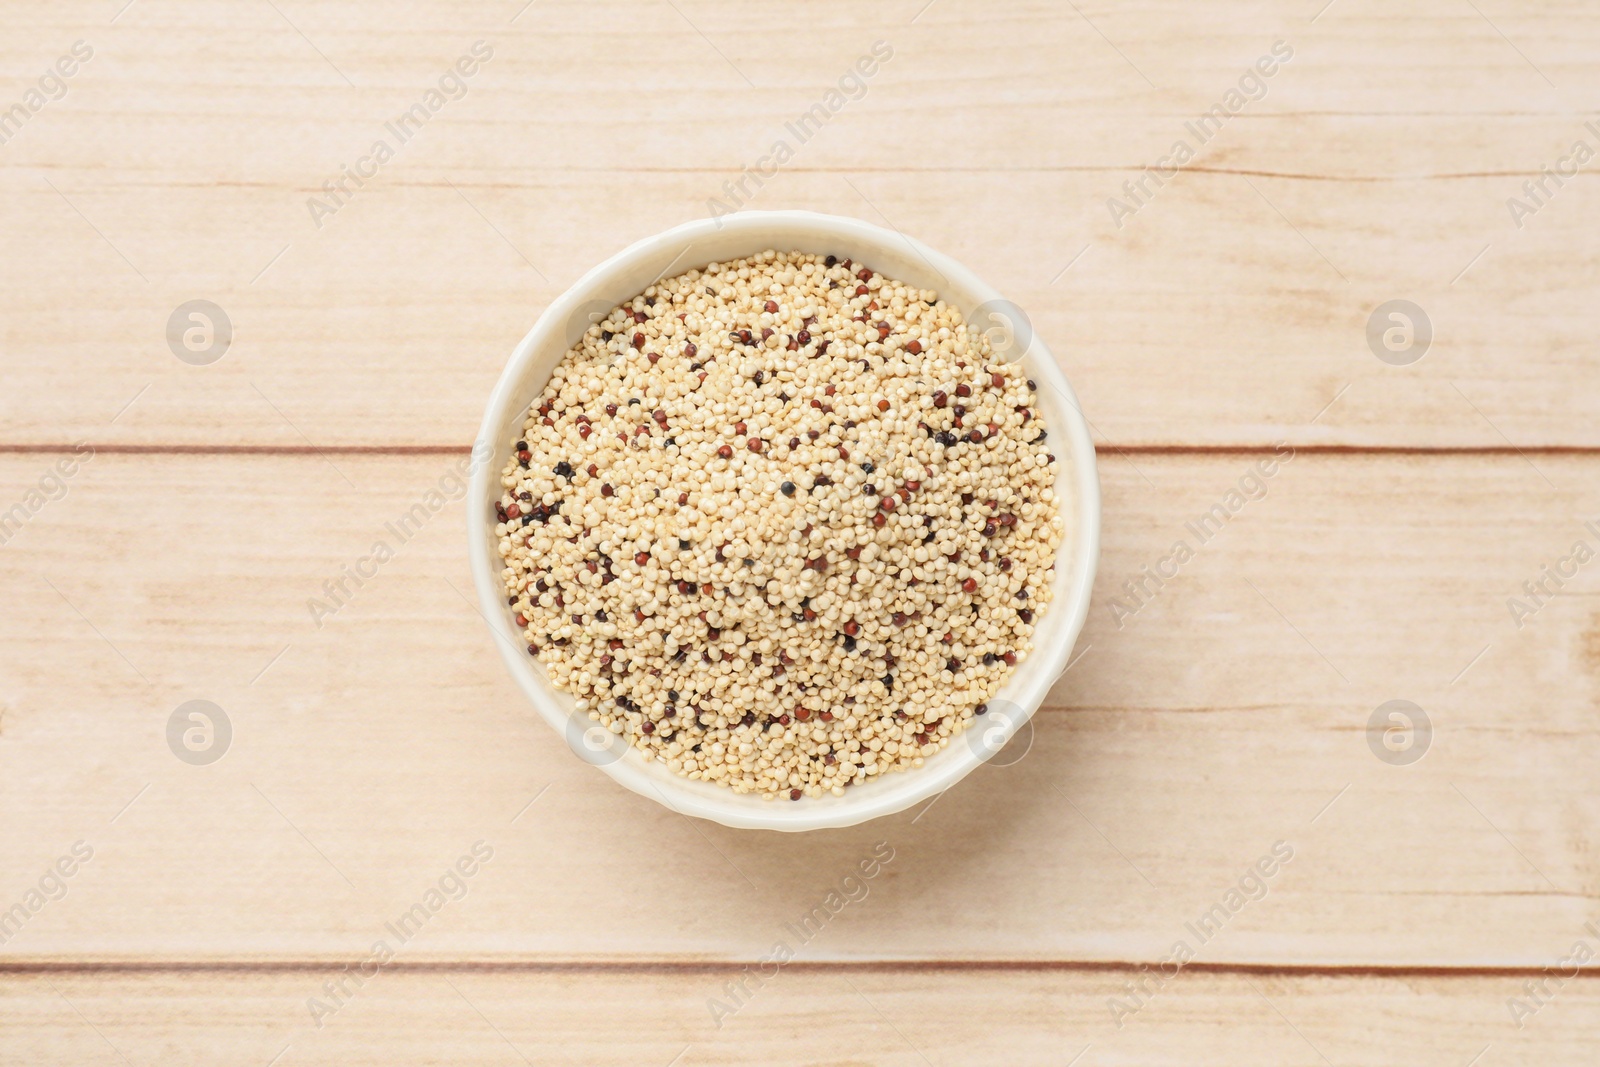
top-left (494, 249), bottom-right (1063, 799)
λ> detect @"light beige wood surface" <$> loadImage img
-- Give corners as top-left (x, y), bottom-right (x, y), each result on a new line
top-left (7, 968), bottom-right (1598, 1066)
top-left (2, 1), bottom-right (1598, 448)
top-left (1, 452), bottom-right (1596, 968)
top-left (2, 1), bottom-right (1597, 1063)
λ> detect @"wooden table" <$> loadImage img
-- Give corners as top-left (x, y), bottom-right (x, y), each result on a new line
top-left (3, 1), bottom-right (1597, 1062)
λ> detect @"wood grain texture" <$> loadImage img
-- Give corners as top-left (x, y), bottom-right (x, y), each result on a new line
top-left (0, 1), bottom-right (1596, 447)
top-left (4, 967), bottom-right (1597, 1066)
top-left (3, 0), bottom-right (1597, 1061)
top-left (1, 452), bottom-right (1594, 964)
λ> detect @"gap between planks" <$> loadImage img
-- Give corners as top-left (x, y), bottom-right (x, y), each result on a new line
top-left (2, 959), bottom-right (1598, 979)
top-left (4, 445), bottom-right (1600, 458)
top-left (46, 167), bottom-right (1597, 190)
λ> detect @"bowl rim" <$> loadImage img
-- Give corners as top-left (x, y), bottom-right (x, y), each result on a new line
top-left (468, 209), bottom-right (1100, 831)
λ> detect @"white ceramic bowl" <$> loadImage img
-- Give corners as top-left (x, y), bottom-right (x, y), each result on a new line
top-left (469, 210), bottom-right (1099, 831)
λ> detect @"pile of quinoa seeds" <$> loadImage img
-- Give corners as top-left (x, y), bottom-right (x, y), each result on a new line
top-left (494, 250), bottom-right (1064, 801)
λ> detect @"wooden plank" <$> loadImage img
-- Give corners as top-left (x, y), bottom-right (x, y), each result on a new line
top-left (4, 967), bottom-right (1597, 1066)
top-left (1, 1), bottom-right (1597, 447)
top-left (1, 451), bottom-right (1594, 963)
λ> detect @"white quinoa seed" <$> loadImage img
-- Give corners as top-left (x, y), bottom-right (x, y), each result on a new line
top-left (494, 250), bottom-right (1064, 801)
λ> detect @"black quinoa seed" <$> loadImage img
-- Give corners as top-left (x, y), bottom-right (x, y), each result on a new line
top-left (553, 461), bottom-right (574, 479)
top-left (780, 481), bottom-right (796, 496)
